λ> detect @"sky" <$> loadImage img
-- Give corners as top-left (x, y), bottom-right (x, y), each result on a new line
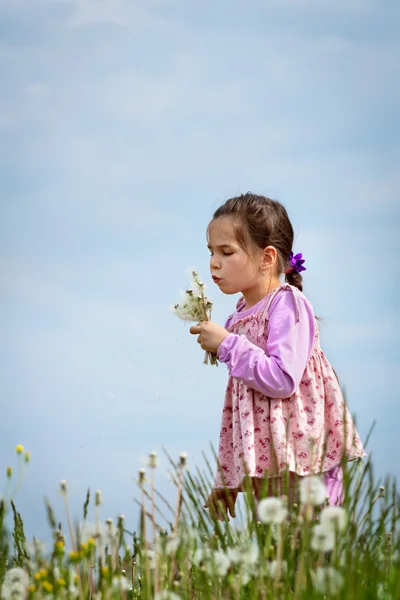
top-left (0, 0), bottom-right (399, 545)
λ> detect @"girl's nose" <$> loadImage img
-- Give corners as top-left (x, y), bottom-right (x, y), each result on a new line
top-left (210, 256), bottom-right (220, 270)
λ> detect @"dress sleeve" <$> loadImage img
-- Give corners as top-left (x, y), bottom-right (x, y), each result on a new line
top-left (217, 290), bottom-right (315, 398)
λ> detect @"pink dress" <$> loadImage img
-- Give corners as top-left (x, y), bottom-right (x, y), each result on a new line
top-left (214, 284), bottom-right (366, 503)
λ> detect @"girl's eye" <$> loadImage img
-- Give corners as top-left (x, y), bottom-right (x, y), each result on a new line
top-left (223, 252), bottom-right (233, 256)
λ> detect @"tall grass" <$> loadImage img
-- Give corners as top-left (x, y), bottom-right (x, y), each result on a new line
top-left (0, 441), bottom-right (399, 599)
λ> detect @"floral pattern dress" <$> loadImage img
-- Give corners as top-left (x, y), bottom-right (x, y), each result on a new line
top-left (214, 284), bottom-right (366, 490)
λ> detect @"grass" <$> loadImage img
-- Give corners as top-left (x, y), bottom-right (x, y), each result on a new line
top-left (0, 441), bottom-right (399, 599)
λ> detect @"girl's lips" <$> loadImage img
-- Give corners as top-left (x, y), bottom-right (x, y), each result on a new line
top-left (212, 276), bottom-right (222, 282)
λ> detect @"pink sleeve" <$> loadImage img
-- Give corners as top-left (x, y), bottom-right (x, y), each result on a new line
top-left (217, 291), bottom-right (315, 398)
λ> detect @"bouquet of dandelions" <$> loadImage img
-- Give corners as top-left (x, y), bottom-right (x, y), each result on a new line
top-left (172, 270), bottom-right (218, 366)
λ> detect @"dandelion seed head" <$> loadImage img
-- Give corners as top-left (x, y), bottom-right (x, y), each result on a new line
top-left (311, 524), bottom-right (335, 552)
top-left (312, 566), bottom-right (344, 594)
top-left (148, 451), bottom-right (158, 468)
top-left (320, 506), bottom-right (348, 532)
top-left (257, 497), bottom-right (288, 524)
top-left (60, 480), bottom-right (68, 494)
top-left (299, 476), bottom-right (328, 506)
top-left (266, 560), bottom-right (287, 579)
top-left (95, 490), bottom-right (102, 506)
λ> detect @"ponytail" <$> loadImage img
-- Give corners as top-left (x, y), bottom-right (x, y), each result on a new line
top-left (285, 271), bottom-right (303, 291)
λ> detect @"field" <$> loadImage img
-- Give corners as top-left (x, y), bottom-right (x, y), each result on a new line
top-left (1, 442), bottom-right (399, 599)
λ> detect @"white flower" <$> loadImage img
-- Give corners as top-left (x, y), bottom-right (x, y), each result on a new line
top-left (112, 576), bottom-right (131, 591)
top-left (1, 569), bottom-right (28, 600)
top-left (148, 451), bottom-right (158, 468)
top-left (312, 566), bottom-right (344, 594)
top-left (154, 591), bottom-right (182, 600)
top-left (1, 583), bottom-right (25, 600)
top-left (208, 549), bottom-right (231, 577)
top-left (68, 584), bottom-right (79, 599)
top-left (320, 506), bottom-right (348, 532)
top-left (192, 547), bottom-right (209, 567)
top-left (266, 560), bottom-right (287, 579)
top-left (165, 535), bottom-right (180, 554)
top-left (311, 524), bottom-right (335, 552)
top-left (227, 543), bottom-right (259, 567)
top-left (3, 568), bottom-right (29, 587)
top-left (299, 476), bottom-right (328, 506)
top-left (257, 497), bottom-right (288, 524)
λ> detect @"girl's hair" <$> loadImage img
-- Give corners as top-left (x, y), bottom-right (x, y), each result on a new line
top-left (210, 192), bottom-right (303, 291)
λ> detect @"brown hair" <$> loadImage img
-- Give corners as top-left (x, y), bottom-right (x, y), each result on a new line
top-left (209, 192), bottom-right (303, 291)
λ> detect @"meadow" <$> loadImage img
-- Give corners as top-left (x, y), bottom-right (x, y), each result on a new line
top-left (1, 439), bottom-right (399, 599)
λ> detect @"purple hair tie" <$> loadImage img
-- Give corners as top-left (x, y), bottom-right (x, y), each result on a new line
top-left (285, 251), bottom-right (306, 275)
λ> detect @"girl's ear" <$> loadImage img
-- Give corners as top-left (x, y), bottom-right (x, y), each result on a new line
top-left (260, 245), bottom-right (278, 271)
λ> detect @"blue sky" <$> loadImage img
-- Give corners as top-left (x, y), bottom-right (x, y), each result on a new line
top-left (0, 0), bottom-right (399, 543)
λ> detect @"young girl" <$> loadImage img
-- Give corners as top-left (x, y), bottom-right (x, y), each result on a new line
top-left (190, 193), bottom-right (366, 522)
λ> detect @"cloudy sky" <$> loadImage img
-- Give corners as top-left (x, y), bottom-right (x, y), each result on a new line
top-left (1, 0), bottom-right (399, 542)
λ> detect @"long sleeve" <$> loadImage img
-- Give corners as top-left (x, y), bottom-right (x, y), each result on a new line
top-left (217, 290), bottom-right (315, 398)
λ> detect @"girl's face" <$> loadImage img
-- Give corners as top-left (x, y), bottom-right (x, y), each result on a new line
top-left (207, 217), bottom-right (263, 295)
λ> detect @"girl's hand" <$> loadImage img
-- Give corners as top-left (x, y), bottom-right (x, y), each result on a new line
top-left (204, 488), bottom-right (238, 522)
top-left (189, 321), bottom-right (229, 354)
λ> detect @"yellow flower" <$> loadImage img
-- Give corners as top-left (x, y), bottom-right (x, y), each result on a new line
top-left (87, 537), bottom-right (96, 548)
top-left (6, 466), bottom-right (12, 478)
top-left (56, 578), bottom-right (66, 587)
top-left (101, 566), bottom-right (109, 576)
top-left (42, 581), bottom-right (53, 593)
top-left (24, 451), bottom-right (31, 464)
top-left (69, 550), bottom-right (81, 563)
top-left (39, 568), bottom-right (48, 578)
top-left (15, 444), bottom-right (24, 454)
top-left (34, 573), bottom-right (42, 582)
top-left (28, 584), bottom-right (36, 593)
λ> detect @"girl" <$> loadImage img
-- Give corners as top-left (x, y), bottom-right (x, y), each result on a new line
top-left (190, 193), bottom-right (366, 522)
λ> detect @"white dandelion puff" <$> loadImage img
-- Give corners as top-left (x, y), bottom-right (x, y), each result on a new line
top-left (208, 549), bottom-right (231, 577)
top-left (299, 476), bottom-right (328, 506)
top-left (311, 524), bottom-right (335, 552)
top-left (257, 497), bottom-right (288, 524)
top-left (312, 566), bottom-right (344, 594)
top-left (266, 560), bottom-right (288, 579)
top-left (112, 576), bottom-right (131, 591)
top-left (320, 506), bottom-right (348, 532)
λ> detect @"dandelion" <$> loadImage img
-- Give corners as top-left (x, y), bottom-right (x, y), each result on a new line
top-left (112, 576), bottom-right (131, 591)
top-left (299, 476), bottom-right (328, 506)
top-left (171, 270), bottom-right (218, 365)
top-left (257, 497), bottom-right (288, 524)
top-left (320, 506), bottom-right (348, 532)
top-left (148, 451), bottom-right (158, 468)
top-left (266, 560), bottom-right (287, 579)
top-left (60, 480), bottom-right (68, 494)
top-left (311, 524), bottom-right (335, 552)
top-left (209, 549), bottom-right (231, 577)
top-left (138, 468), bottom-right (146, 485)
top-left (179, 452), bottom-right (188, 468)
top-left (15, 444), bottom-right (24, 455)
top-left (1, 568), bottom-right (29, 600)
top-left (227, 543), bottom-right (259, 568)
top-left (165, 535), bottom-right (180, 554)
top-left (95, 489), bottom-right (102, 506)
top-left (312, 566), bottom-right (344, 594)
